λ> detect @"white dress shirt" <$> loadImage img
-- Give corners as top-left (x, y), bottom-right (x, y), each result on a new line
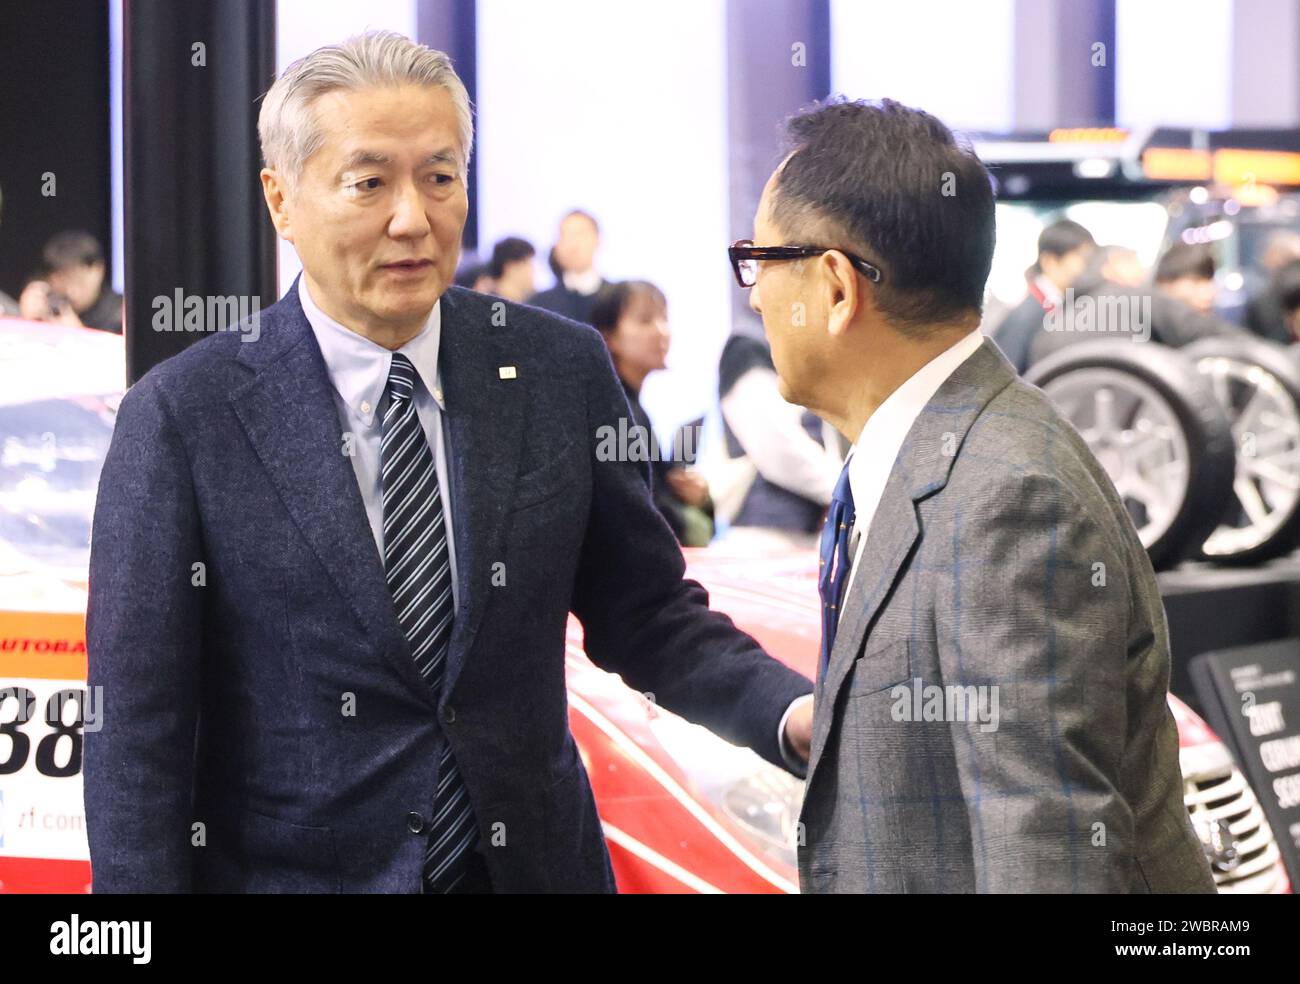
top-left (720, 366), bottom-right (841, 506)
top-left (778, 328), bottom-right (985, 772)
top-left (840, 328), bottom-right (986, 603)
top-left (298, 277), bottom-right (460, 613)
top-left (561, 268), bottom-right (603, 295)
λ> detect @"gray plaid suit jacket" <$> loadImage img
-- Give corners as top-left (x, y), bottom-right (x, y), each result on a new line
top-left (798, 339), bottom-right (1216, 894)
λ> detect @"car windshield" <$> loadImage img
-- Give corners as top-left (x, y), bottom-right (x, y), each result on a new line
top-left (0, 320), bottom-right (124, 590)
top-left (0, 394), bottom-right (116, 580)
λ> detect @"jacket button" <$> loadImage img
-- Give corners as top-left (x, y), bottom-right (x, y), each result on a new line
top-left (407, 812), bottom-right (425, 834)
top-left (442, 705), bottom-right (456, 725)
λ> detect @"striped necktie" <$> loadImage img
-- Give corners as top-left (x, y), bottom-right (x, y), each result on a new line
top-left (817, 460), bottom-right (856, 680)
top-left (381, 353), bottom-right (479, 893)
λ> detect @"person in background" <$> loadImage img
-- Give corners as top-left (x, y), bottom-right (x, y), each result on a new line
top-left (591, 280), bottom-right (714, 546)
top-left (714, 328), bottom-right (841, 543)
top-left (990, 219), bottom-right (1095, 373)
top-left (1275, 257), bottom-right (1300, 343)
top-left (453, 257), bottom-right (495, 293)
top-left (487, 236), bottom-right (536, 303)
top-left (20, 231), bottom-right (123, 333)
top-left (1029, 240), bottom-right (1237, 367)
top-left (529, 209), bottom-right (607, 324)
top-left (1097, 244), bottom-right (1147, 287)
top-left (1154, 242), bottom-right (1217, 317)
top-left (1245, 231), bottom-right (1300, 343)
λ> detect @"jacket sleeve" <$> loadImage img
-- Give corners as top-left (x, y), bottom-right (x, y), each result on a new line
top-left (84, 373), bottom-right (204, 892)
top-left (941, 471), bottom-right (1139, 892)
top-left (569, 330), bottom-right (813, 770)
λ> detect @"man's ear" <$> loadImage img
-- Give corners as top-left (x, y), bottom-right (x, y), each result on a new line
top-left (823, 250), bottom-right (862, 340)
top-left (260, 168), bottom-right (294, 243)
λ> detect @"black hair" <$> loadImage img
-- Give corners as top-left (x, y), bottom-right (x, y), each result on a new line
top-left (43, 230), bottom-right (104, 272)
top-left (1275, 258), bottom-right (1300, 315)
top-left (1038, 219), bottom-right (1095, 259)
top-left (488, 236), bottom-right (535, 278)
top-left (562, 209), bottom-right (599, 235)
top-left (1155, 242), bottom-right (1216, 283)
top-left (590, 280), bottom-right (666, 337)
top-left (770, 97), bottom-right (995, 330)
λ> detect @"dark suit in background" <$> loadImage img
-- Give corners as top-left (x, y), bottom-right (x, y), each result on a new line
top-left (529, 278), bottom-right (607, 325)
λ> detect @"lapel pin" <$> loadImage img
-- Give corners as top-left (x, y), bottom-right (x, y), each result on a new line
top-left (499, 366), bottom-right (517, 379)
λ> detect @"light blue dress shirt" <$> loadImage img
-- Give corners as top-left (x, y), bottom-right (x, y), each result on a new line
top-left (298, 277), bottom-right (459, 614)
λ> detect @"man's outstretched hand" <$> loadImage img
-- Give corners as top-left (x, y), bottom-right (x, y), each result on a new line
top-left (783, 695), bottom-right (814, 763)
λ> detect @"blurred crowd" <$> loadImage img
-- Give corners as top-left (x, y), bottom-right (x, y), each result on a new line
top-left (461, 208), bottom-right (848, 551)
top-left (466, 205), bottom-right (1300, 553)
top-left (989, 218), bottom-right (1300, 374)
top-left (11, 188), bottom-right (1300, 555)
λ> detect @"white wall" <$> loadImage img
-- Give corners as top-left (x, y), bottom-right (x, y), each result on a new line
top-left (475, 0), bottom-right (731, 439)
top-left (830, 0), bottom-right (1016, 132)
top-left (1116, 0), bottom-right (1232, 128)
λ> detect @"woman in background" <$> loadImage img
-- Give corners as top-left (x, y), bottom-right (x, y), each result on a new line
top-left (591, 280), bottom-right (714, 546)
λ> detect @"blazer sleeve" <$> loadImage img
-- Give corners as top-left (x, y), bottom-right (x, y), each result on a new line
top-left (942, 470), bottom-right (1138, 893)
top-left (84, 374), bottom-right (204, 892)
top-left (569, 330), bottom-right (813, 770)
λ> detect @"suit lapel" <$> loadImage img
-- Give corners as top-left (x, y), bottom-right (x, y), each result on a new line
top-left (806, 474), bottom-right (920, 779)
top-left (230, 287), bottom-right (432, 700)
top-left (436, 288), bottom-right (528, 696)
top-left (803, 339), bottom-right (1017, 786)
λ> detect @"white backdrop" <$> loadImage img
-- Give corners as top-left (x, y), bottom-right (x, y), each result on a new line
top-left (475, 0), bottom-right (731, 441)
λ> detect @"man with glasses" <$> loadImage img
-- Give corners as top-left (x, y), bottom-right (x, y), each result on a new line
top-left (733, 98), bottom-right (1214, 894)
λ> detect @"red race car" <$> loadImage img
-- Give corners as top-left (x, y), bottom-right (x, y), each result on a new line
top-left (0, 317), bottom-right (1287, 893)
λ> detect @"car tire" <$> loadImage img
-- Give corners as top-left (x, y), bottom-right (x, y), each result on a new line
top-left (1025, 340), bottom-right (1236, 570)
top-left (1185, 335), bottom-right (1300, 565)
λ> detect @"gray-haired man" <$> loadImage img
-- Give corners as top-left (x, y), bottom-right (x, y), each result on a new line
top-left (84, 31), bottom-right (814, 894)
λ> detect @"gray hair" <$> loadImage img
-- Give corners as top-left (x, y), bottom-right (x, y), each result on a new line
top-left (258, 31), bottom-right (473, 184)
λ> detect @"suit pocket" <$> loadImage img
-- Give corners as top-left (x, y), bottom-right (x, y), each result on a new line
top-left (200, 805), bottom-right (341, 893)
top-left (513, 442), bottom-right (579, 512)
top-left (847, 637), bottom-right (912, 697)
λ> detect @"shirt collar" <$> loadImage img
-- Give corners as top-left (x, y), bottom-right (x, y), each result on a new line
top-left (298, 276), bottom-right (444, 428)
top-left (1033, 275), bottom-right (1063, 308)
top-left (847, 328), bottom-right (985, 512)
top-left (562, 268), bottom-right (602, 295)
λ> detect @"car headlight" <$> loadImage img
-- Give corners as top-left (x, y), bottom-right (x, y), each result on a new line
top-left (646, 708), bottom-right (804, 870)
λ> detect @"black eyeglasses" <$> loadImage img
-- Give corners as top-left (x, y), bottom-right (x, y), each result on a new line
top-left (728, 239), bottom-right (884, 289)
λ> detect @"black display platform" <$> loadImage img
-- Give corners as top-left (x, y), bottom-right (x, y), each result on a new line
top-left (1160, 556), bottom-right (1300, 715)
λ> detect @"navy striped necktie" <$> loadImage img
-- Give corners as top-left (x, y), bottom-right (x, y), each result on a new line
top-left (818, 460), bottom-right (856, 679)
top-left (381, 353), bottom-right (479, 893)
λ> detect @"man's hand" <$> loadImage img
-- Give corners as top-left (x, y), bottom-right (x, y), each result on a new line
top-left (19, 280), bottom-right (83, 327)
top-left (782, 695), bottom-right (814, 763)
top-left (665, 466), bottom-right (710, 508)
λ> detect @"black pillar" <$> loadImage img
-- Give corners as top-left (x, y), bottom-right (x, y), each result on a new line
top-left (123, 0), bottom-right (277, 385)
top-left (725, 0), bottom-right (830, 329)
